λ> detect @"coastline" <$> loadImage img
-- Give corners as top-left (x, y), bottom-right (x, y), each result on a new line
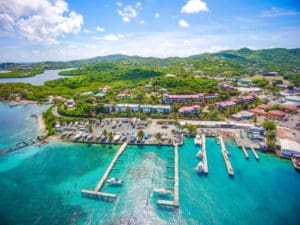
top-left (37, 114), bottom-right (45, 133)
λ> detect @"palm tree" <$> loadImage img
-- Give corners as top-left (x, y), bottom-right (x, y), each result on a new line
top-left (137, 130), bottom-right (145, 140)
top-left (102, 129), bottom-right (107, 137)
top-left (108, 132), bottom-right (113, 142)
top-left (155, 132), bottom-right (162, 142)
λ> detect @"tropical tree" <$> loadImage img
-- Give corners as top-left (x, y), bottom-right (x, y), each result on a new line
top-left (137, 130), bottom-right (145, 139)
top-left (155, 132), bottom-right (162, 142)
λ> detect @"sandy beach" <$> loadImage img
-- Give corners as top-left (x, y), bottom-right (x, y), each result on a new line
top-left (37, 114), bottom-right (46, 133)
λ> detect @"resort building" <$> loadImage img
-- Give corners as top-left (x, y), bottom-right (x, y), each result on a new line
top-left (178, 105), bottom-right (200, 114)
top-left (248, 108), bottom-right (267, 116)
top-left (140, 105), bottom-right (171, 114)
top-left (267, 110), bottom-right (286, 119)
top-left (117, 93), bottom-right (131, 99)
top-left (103, 104), bottom-right (114, 113)
top-left (216, 100), bottom-right (237, 109)
top-left (230, 111), bottom-right (254, 121)
top-left (158, 88), bottom-right (168, 94)
top-left (115, 104), bottom-right (139, 113)
top-left (101, 85), bottom-right (110, 93)
top-left (163, 93), bottom-right (204, 104)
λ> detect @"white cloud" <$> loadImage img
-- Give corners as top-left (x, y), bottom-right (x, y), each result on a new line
top-left (181, 0), bottom-right (209, 14)
top-left (117, 3), bottom-right (142, 23)
top-left (154, 13), bottom-right (160, 19)
top-left (0, 0), bottom-right (83, 45)
top-left (250, 34), bottom-right (258, 40)
top-left (140, 20), bottom-right (145, 25)
top-left (116, 2), bottom-right (123, 7)
top-left (96, 26), bottom-right (104, 32)
top-left (83, 29), bottom-right (90, 33)
top-left (261, 7), bottom-right (299, 17)
top-left (93, 33), bottom-right (125, 41)
top-left (179, 19), bottom-right (189, 28)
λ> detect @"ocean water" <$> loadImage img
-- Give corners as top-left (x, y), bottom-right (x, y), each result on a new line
top-left (0, 69), bottom-right (73, 85)
top-left (0, 103), bottom-right (300, 225)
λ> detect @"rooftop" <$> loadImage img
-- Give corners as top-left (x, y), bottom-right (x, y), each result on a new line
top-left (277, 127), bottom-right (296, 141)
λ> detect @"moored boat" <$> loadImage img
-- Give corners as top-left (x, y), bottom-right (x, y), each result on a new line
top-left (194, 161), bottom-right (204, 173)
top-left (106, 178), bottom-right (123, 185)
top-left (194, 134), bottom-right (202, 145)
top-left (153, 188), bottom-right (171, 195)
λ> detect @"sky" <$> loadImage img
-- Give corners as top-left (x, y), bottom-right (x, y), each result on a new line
top-left (0, 0), bottom-right (300, 62)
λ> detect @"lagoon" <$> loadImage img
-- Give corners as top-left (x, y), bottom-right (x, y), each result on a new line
top-left (0, 68), bottom-right (74, 85)
top-left (0, 102), bottom-right (300, 225)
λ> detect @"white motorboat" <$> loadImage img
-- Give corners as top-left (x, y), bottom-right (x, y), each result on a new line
top-left (194, 135), bottom-right (202, 145)
top-left (196, 150), bottom-right (203, 158)
top-left (73, 132), bottom-right (83, 141)
top-left (153, 188), bottom-right (171, 195)
top-left (106, 178), bottom-right (123, 185)
top-left (225, 150), bottom-right (231, 156)
top-left (113, 134), bottom-right (121, 142)
top-left (87, 134), bottom-right (93, 140)
top-left (194, 161), bottom-right (204, 173)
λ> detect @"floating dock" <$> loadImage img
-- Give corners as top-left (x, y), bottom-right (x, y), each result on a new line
top-left (250, 146), bottom-right (259, 161)
top-left (241, 145), bottom-right (249, 159)
top-left (157, 144), bottom-right (179, 208)
top-left (81, 142), bottom-right (127, 199)
top-left (219, 136), bottom-right (234, 176)
top-left (201, 134), bottom-right (208, 174)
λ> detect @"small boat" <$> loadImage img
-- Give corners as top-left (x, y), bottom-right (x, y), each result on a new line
top-left (225, 150), bottom-right (231, 156)
top-left (73, 132), bottom-right (83, 141)
top-left (87, 134), bottom-right (93, 140)
top-left (153, 188), bottom-right (171, 195)
top-left (194, 135), bottom-right (202, 145)
top-left (196, 150), bottom-right (203, 158)
top-left (113, 134), bottom-right (121, 142)
top-left (106, 178), bottom-right (123, 185)
top-left (194, 161), bottom-right (204, 173)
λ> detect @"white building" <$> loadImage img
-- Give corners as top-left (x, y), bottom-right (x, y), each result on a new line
top-left (280, 139), bottom-right (300, 157)
top-left (115, 104), bottom-right (139, 113)
top-left (140, 104), bottom-right (171, 114)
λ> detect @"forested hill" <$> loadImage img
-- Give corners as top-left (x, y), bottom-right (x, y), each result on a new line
top-left (0, 48), bottom-right (299, 84)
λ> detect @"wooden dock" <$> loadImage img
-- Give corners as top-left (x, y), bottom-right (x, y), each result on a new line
top-left (157, 144), bottom-right (179, 208)
top-left (250, 146), bottom-right (259, 161)
top-left (219, 136), bottom-right (234, 176)
top-left (241, 145), bottom-right (249, 159)
top-left (81, 142), bottom-right (127, 199)
top-left (201, 134), bottom-right (208, 174)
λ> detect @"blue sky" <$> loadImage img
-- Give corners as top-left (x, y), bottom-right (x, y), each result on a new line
top-left (0, 0), bottom-right (299, 62)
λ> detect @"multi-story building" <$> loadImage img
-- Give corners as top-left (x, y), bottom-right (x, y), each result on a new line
top-left (163, 93), bottom-right (204, 104)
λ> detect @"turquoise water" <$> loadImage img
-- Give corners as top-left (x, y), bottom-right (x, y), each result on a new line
top-left (0, 69), bottom-right (73, 85)
top-left (0, 103), bottom-right (300, 225)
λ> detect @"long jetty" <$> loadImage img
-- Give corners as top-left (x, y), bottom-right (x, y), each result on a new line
top-left (201, 133), bottom-right (208, 174)
top-left (219, 136), bottom-right (234, 176)
top-left (250, 146), bottom-right (259, 161)
top-left (241, 145), bottom-right (249, 159)
top-left (81, 142), bottom-right (127, 199)
top-left (158, 144), bottom-right (179, 208)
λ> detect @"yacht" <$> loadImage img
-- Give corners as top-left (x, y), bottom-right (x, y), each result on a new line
top-left (87, 134), bottom-right (93, 141)
top-left (196, 150), bottom-right (203, 158)
top-left (153, 188), bottom-right (171, 195)
top-left (113, 133), bottom-right (121, 142)
top-left (106, 178), bottom-right (123, 185)
top-left (194, 161), bottom-right (204, 173)
top-left (194, 135), bottom-right (202, 145)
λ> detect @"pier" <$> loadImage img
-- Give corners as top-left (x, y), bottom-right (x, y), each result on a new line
top-left (250, 146), bottom-right (259, 161)
top-left (157, 144), bottom-right (179, 208)
top-left (219, 136), bottom-right (234, 176)
top-left (241, 145), bottom-right (249, 159)
top-left (81, 142), bottom-right (127, 199)
top-left (201, 134), bottom-right (208, 174)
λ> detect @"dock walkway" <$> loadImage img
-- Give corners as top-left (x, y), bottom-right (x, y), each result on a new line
top-left (158, 144), bottom-right (179, 208)
top-left (250, 146), bottom-right (259, 161)
top-left (81, 142), bottom-right (127, 199)
top-left (201, 134), bottom-right (208, 174)
top-left (219, 136), bottom-right (234, 176)
top-left (241, 145), bottom-right (249, 159)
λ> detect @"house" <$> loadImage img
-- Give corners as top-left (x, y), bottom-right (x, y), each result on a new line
top-left (65, 99), bottom-right (75, 108)
top-left (285, 96), bottom-right (300, 103)
top-left (104, 104), bottom-right (114, 113)
top-left (115, 104), bottom-right (139, 113)
top-left (144, 84), bottom-right (152, 91)
top-left (206, 93), bottom-right (219, 99)
top-left (163, 93), bottom-right (204, 104)
top-left (216, 100), bottom-right (237, 109)
top-left (165, 74), bottom-right (177, 78)
top-left (178, 105), bottom-right (200, 114)
top-left (279, 139), bottom-right (300, 157)
top-left (80, 91), bottom-right (93, 96)
top-left (140, 105), bottom-right (171, 114)
top-left (267, 110), bottom-right (286, 119)
top-left (248, 108), bottom-right (267, 116)
top-left (239, 94), bottom-right (256, 103)
top-left (257, 104), bottom-right (273, 110)
top-left (263, 72), bottom-right (278, 76)
top-left (158, 88), bottom-right (168, 94)
top-left (230, 111), bottom-right (254, 121)
top-left (217, 83), bottom-right (237, 91)
top-left (117, 93), bottom-right (131, 99)
top-left (101, 85), bottom-right (110, 93)
top-left (238, 79), bottom-right (253, 87)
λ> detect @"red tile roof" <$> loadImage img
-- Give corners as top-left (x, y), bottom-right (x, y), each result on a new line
top-left (248, 108), bottom-right (267, 116)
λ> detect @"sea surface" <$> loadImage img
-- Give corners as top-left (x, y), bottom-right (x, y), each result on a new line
top-left (0, 102), bottom-right (300, 225)
top-left (0, 68), bottom-right (74, 85)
